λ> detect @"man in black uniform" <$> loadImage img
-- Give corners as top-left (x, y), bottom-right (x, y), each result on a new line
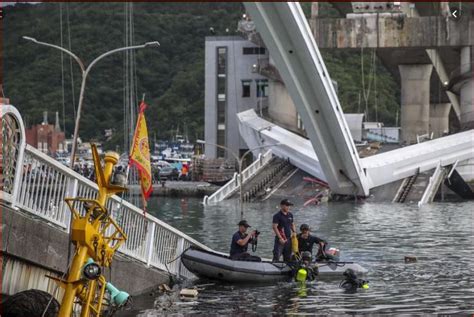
top-left (297, 223), bottom-right (326, 257)
top-left (272, 199), bottom-right (296, 262)
top-left (229, 220), bottom-right (258, 260)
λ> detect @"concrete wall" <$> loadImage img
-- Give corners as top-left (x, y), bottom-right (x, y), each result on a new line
top-left (204, 36), bottom-right (269, 159)
top-left (313, 15), bottom-right (472, 49)
top-left (430, 103), bottom-right (451, 138)
top-left (268, 81), bottom-right (299, 132)
top-left (460, 46), bottom-right (474, 130)
top-left (399, 64), bottom-right (432, 144)
top-left (1, 206), bottom-right (169, 298)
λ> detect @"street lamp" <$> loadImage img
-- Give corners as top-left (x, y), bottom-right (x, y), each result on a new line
top-left (197, 139), bottom-right (280, 219)
top-left (22, 36), bottom-right (160, 167)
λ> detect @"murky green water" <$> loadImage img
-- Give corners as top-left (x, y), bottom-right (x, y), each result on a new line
top-left (120, 197), bottom-right (474, 315)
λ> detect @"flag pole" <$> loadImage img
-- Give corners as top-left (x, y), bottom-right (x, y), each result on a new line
top-left (140, 93), bottom-right (147, 215)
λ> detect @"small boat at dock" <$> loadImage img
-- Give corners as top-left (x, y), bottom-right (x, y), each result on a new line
top-left (181, 247), bottom-right (367, 283)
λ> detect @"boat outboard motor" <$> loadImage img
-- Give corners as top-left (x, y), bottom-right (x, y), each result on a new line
top-left (339, 268), bottom-right (369, 293)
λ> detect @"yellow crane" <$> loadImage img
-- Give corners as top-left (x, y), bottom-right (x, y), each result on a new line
top-left (51, 144), bottom-right (130, 316)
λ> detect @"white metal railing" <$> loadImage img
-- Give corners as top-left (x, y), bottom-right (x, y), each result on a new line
top-left (1, 105), bottom-right (212, 279)
top-left (418, 162), bottom-right (446, 208)
top-left (203, 150), bottom-right (273, 205)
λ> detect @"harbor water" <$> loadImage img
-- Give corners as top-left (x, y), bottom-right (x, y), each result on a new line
top-left (121, 197), bottom-right (474, 315)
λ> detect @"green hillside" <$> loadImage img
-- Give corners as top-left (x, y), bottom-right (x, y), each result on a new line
top-left (3, 2), bottom-right (399, 151)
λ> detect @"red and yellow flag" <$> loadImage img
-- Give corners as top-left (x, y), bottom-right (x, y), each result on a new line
top-left (129, 101), bottom-right (153, 206)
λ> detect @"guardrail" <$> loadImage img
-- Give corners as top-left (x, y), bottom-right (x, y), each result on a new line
top-left (1, 105), bottom-right (212, 279)
top-left (418, 162), bottom-right (445, 208)
top-left (203, 150), bottom-right (273, 205)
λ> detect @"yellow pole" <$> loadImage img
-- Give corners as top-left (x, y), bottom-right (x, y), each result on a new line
top-left (97, 151), bottom-right (119, 206)
top-left (59, 147), bottom-right (125, 316)
top-left (80, 279), bottom-right (97, 317)
top-left (58, 247), bottom-right (88, 317)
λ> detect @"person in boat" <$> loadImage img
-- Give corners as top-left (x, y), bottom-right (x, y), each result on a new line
top-left (229, 220), bottom-right (260, 261)
top-left (297, 223), bottom-right (326, 258)
top-left (298, 224), bottom-right (341, 262)
top-left (272, 199), bottom-right (296, 262)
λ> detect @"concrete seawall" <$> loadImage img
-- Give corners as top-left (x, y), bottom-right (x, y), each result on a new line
top-left (1, 205), bottom-right (170, 299)
top-left (131, 181), bottom-right (219, 197)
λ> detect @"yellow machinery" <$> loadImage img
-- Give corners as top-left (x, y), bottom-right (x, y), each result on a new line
top-left (52, 145), bottom-right (129, 316)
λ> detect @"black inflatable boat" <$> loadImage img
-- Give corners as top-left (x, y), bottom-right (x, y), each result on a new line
top-left (181, 247), bottom-right (367, 283)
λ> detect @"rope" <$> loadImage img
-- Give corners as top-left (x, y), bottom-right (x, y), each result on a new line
top-left (360, 47), bottom-right (376, 121)
top-left (123, 2), bottom-right (129, 153)
top-left (373, 49), bottom-right (378, 122)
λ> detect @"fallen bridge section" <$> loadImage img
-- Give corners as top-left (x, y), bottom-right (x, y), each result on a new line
top-left (238, 110), bottom-right (326, 183)
top-left (238, 109), bottom-right (474, 198)
top-left (362, 130), bottom-right (474, 188)
top-left (243, 2), bottom-right (370, 196)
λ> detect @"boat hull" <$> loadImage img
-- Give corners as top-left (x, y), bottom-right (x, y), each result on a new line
top-left (181, 248), bottom-right (367, 283)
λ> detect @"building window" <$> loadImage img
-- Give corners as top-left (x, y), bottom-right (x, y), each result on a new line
top-left (256, 79), bottom-right (268, 97)
top-left (217, 78), bottom-right (226, 95)
top-left (217, 47), bottom-right (227, 75)
top-left (217, 130), bottom-right (226, 158)
top-left (217, 101), bottom-right (226, 124)
top-left (243, 47), bottom-right (266, 55)
top-left (242, 80), bottom-right (251, 97)
top-left (216, 47), bottom-right (227, 155)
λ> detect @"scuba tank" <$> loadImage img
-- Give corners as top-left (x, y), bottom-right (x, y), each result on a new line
top-left (294, 251), bottom-right (317, 282)
top-left (291, 232), bottom-right (299, 257)
top-left (295, 268), bottom-right (307, 283)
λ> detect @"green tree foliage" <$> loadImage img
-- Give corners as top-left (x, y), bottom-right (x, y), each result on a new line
top-left (3, 2), bottom-right (242, 151)
top-left (3, 2), bottom-right (399, 152)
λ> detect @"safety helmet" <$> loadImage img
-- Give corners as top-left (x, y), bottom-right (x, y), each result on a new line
top-left (300, 223), bottom-right (310, 231)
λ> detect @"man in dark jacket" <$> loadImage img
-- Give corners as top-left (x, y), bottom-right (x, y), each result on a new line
top-left (297, 223), bottom-right (326, 256)
top-left (229, 220), bottom-right (258, 260)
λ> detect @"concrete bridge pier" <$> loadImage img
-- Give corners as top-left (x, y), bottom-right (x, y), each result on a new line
top-left (430, 103), bottom-right (451, 138)
top-left (457, 47), bottom-right (474, 182)
top-left (460, 46), bottom-right (473, 130)
top-left (399, 64), bottom-right (433, 144)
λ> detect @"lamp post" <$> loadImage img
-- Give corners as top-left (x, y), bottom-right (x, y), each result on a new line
top-left (197, 140), bottom-right (280, 219)
top-left (22, 36), bottom-right (160, 167)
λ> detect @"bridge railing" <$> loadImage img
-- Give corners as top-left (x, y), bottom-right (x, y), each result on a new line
top-left (203, 149), bottom-right (273, 205)
top-left (1, 105), bottom-right (211, 279)
top-left (418, 162), bottom-right (445, 208)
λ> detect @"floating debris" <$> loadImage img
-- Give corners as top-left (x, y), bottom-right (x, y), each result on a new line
top-left (159, 284), bottom-right (172, 293)
top-left (180, 288), bottom-right (198, 299)
top-left (404, 256), bottom-right (417, 263)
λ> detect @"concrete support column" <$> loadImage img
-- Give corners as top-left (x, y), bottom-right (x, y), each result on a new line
top-left (430, 103), bottom-right (451, 138)
top-left (311, 2), bottom-right (319, 18)
top-left (399, 64), bottom-right (433, 144)
top-left (460, 46), bottom-right (474, 130)
top-left (457, 47), bottom-right (474, 182)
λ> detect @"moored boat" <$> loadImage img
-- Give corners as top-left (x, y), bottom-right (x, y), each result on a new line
top-left (181, 247), bottom-right (367, 283)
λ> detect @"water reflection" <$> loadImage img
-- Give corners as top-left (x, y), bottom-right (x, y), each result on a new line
top-left (134, 198), bottom-right (474, 315)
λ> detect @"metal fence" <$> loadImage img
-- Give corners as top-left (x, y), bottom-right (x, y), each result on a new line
top-left (203, 150), bottom-right (273, 205)
top-left (1, 105), bottom-right (211, 279)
